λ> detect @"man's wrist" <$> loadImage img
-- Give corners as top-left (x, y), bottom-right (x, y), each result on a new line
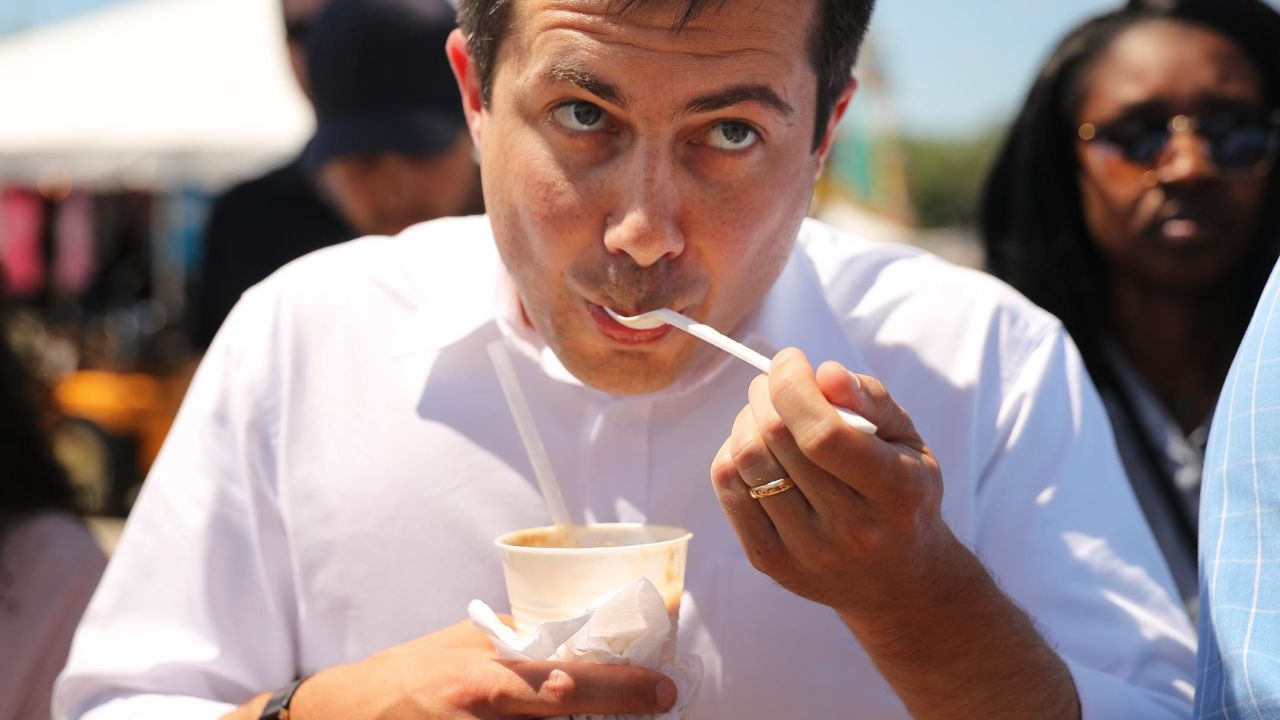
top-left (833, 538), bottom-right (1080, 719)
top-left (834, 526), bottom-right (975, 621)
top-left (261, 675), bottom-right (311, 720)
top-left (286, 661), bottom-right (388, 720)
top-left (217, 692), bottom-right (273, 720)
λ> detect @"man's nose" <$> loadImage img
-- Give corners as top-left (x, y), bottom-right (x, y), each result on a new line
top-left (602, 151), bottom-right (685, 268)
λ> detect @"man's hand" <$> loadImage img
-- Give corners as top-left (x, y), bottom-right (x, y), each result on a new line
top-left (222, 620), bottom-right (676, 720)
top-left (710, 348), bottom-right (1080, 720)
top-left (711, 347), bottom-right (953, 613)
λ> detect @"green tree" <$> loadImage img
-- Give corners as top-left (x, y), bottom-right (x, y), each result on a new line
top-left (901, 126), bottom-right (1006, 229)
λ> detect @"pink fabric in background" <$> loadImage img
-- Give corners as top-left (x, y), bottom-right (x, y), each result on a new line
top-left (0, 188), bottom-right (46, 296)
top-left (54, 192), bottom-right (96, 296)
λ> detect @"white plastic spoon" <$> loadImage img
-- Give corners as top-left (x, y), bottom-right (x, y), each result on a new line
top-left (605, 307), bottom-right (878, 434)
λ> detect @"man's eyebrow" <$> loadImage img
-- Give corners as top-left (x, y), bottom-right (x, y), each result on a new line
top-left (682, 84), bottom-right (794, 119)
top-left (544, 62), bottom-right (629, 108)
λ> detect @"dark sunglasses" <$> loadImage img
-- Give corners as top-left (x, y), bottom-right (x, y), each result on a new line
top-left (1076, 110), bottom-right (1280, 177)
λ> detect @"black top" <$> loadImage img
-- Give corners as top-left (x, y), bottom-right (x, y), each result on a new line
top-left (192, 156), bottom-right (353, 349)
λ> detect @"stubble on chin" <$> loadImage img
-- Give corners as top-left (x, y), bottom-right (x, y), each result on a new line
top-left (556, 330), bottom-right (708, 396)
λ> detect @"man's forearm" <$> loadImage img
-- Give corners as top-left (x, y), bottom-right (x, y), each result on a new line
top-left (837, 542), bottom-right (1081, 720)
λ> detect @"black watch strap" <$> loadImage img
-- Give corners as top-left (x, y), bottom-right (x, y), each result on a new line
top-left (260, 675), bottom-right (310, 720)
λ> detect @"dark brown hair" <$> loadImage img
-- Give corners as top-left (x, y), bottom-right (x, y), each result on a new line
top-left (455, 0), bottom-right (876, 150)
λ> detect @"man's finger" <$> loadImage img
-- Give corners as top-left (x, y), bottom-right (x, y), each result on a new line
top-left (770, 350), bottom-right (932, 505)
top-left (730, 396), bottom-right (817, 533)
top-left (711, 436), bottom-right (786, 570)
top-left (491, 660), bottom-right (677, 716)
top-left (814, 361), bottom-right (925, 452)
top-left (746, 373), bottom-right (853, 521)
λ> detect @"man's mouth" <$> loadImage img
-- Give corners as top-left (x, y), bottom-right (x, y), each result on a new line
top-left (586, 301), bottom-right (675, 345)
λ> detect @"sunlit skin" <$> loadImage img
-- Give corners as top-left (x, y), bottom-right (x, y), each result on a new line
top-left (447, 0), bottom-right (850, 395)
top-left (1075, 20), bottom-right (1269, 294)
top-left (317, 130), bottom-right (482, 237)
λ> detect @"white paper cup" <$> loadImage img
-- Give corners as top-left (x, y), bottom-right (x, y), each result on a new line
top-left (495, 523), bottom-right (693, 647)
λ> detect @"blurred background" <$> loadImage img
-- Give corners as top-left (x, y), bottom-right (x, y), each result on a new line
top-left (0, 0), bottom-right (310, 546)
top-left (2, 0), bottom-right (1272, 543)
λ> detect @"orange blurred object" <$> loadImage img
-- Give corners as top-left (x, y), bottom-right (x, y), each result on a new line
top-left (53, 369), bottom-right (189, 476)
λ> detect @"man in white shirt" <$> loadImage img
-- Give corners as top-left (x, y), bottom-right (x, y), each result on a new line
top-left (57, 0), bottom-right (1196, 718)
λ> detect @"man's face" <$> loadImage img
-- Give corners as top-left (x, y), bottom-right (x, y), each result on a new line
top-left (318, 130), bottom-right (482, 237)
top-left (450, 0), bottom-right (846, 395)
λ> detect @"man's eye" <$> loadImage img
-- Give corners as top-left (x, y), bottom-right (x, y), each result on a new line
top-left (552, 101), bottom-right (608, 132)
top-left (705, 121), bottom-right (759, 151)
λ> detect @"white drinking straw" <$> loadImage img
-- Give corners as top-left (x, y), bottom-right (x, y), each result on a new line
top-left (487, 341), bottom-right (578, 546)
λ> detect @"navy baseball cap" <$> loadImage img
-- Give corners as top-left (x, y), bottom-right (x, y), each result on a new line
top-left (304, 0), bottom-right (467, 168)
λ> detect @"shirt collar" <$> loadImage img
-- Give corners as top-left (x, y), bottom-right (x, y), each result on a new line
top-left (384, 239), bottom-right (604, 393)
top-left (740, 235), bottom-right (869, 378)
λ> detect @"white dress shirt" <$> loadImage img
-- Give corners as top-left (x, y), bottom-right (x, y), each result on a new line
top-left (57, 216), bottom-right (1194, 719)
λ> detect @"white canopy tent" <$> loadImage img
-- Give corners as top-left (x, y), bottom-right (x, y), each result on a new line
top-left (0, 0), bottom-right (313, 190)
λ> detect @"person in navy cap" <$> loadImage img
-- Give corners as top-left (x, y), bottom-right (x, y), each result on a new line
top-left (304, 0), bottom-right (483, 237)
top-left (192, 0), bottom-right (482, 350)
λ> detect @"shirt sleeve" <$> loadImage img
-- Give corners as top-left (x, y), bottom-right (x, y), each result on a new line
top-left (1195, 264), bottom-right (1280, 720)
top-left (55, 286), bottom-right (299, 720)
top-left (972, 325), bottom-right (1196, 719)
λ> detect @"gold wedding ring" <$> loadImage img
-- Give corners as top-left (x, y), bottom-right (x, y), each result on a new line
top-left (748, 477), bottom-right (796, 500)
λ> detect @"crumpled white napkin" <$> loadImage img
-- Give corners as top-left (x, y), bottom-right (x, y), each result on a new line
top-left (468, 578), bottom-right (702, 720)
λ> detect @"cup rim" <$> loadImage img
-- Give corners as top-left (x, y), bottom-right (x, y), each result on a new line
top-left (494, 522), bottom-right (693, 554)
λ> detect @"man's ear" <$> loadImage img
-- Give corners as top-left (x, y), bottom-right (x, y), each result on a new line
top-left (814, 78), bottom-right (857, 179)
top-left (446, 28), bottom-right (485, 148)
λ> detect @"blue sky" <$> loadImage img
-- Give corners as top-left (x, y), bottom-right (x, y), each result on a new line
top-left (0, 0), bottom-right (125, 36)
top-left (868, 0), bottom-right (1278, 136)
top-left (865, 0), bottom-right (1118, 136)
top-left (3, 0), bottom-right (1277, 138)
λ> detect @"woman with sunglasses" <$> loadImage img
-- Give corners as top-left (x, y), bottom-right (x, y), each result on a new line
top-left (981, 0), bottom-right (1280, 616)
